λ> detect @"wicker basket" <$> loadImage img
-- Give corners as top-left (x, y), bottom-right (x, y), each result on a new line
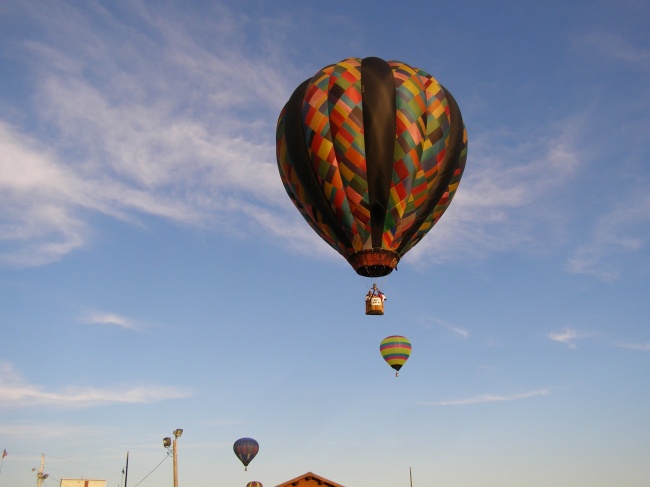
top-left (365, 296), bottom-right (384, 315)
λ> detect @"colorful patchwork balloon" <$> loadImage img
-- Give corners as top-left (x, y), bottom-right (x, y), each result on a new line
top-left (380, 335), bottom-right (412, 376)
top-left (276, 57), bottom-right (467, 277)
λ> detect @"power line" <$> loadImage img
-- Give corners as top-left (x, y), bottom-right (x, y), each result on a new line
top-left (130, 454), bottom-right (169, 487)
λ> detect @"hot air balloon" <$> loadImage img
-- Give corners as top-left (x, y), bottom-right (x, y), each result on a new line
top-left (380, 335), bottom-right (412, 376)
top-left (233, 437), bottom-right (259, 471)
top-left (246, 482), bottom-right (263, 487)
top-left (276, 57), bottom-right (467, 279)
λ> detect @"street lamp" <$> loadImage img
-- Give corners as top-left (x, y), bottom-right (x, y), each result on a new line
top-left (163, 429), bottom-right (183, 487)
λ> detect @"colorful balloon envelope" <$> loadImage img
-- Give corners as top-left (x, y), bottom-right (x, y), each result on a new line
top-left (246, 482), bottom-right (263, 487)
top-left (233, 437), bottom-right (259, 471)
top-left (276, 57), bottom-right (467, 277)
top-left (380, 335), bottom-right (412, 376)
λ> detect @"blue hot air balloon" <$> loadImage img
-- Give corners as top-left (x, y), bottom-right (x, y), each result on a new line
top-left (233, 437), bottom-right (259, 471)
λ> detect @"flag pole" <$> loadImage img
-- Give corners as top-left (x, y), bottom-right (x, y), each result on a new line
top-left (0, 449), bottom-right (6, 482)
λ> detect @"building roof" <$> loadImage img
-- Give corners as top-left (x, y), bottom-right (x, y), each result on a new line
top-left (274, 471), bottom-right (345, 487)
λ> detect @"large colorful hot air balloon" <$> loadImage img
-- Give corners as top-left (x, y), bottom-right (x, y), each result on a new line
top-left (380, 335), bottom-right (412, 376)
top-left (233, 437), bottom-right (259, 471)
top-left (246, 482), bottom-right (263, 487)
top-left (276, 57), bottom-right (467, 277)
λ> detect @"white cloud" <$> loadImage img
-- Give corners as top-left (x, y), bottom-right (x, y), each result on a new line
top-left (404, 102), bottom-right (649, 283)
top-left (575, 33), bottom-right (650, 67)
top-left (418, 316), bottom-right (469, 339)
top-left (548, 328), bottom-right (592, 349)
top-left (3, 0), bottom-right (595, 275)
top-left (201, 418), bottom-right (248, 427)
top-left (0, 362), bottom-right (191, 409)
top-left (420, 389), bottom-right (550, 406)
top-left (616, 342), bottom-right (650, 351)
top-left (0, 421), bottom-right (105, 440)
top-left (3, 1), bottom-right (648, 281)
top-left (80, 311), bottom-right (139, 330)
top-left (566, 190), bottom-right (650, 281)
top-left (0, 1), bottom-right (295, 268)
top-left (406, 124), bottom-right (583, 267)
top-left (0, 123), bottom-right (89, 266)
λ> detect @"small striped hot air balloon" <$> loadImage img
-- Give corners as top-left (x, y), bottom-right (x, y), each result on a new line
top-left (233, 437), bottom-right (259, 471)
top-left (246, 482), bottom-right (263, 487)
top-left (380, 335), bottom-right (412, 377)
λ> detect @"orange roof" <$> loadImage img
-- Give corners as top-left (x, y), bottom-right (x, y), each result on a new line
top-left (274, 471), bottom-right (345, 487)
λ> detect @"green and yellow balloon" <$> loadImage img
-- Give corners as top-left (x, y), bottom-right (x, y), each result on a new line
top-left (380, 335), bottom-right (412, 377)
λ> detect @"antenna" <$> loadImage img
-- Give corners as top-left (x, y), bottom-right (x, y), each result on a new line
top-left (32, 454), bottom-right (49, 487)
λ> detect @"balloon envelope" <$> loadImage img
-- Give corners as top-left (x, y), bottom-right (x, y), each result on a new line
top-left (380, 335), bottom-right (412, 374)
top-left (233, 437), bottom-right (259, 470)
top-left (276, 57), bottom-right (467, 277)
top-left (247, 482), bottom-right (263, 487)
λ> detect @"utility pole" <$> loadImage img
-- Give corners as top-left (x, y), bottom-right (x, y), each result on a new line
top-left (163, 429), bottom-right (183, 487)
top-left (173, 435), bottom-right (179, 487)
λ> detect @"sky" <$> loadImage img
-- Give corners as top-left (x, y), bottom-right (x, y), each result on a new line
top-left (1, 1), bottom-right (649, 486)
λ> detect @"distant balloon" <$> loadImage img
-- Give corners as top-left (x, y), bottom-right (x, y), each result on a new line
top-left (246, 482), bottom-right (263, 487)
top-left (233, 437), bottom-right (259, 471)
top-left (380, 335), bottom-right (412, 376)
top-left (276, 57), bottom-right (467, 277)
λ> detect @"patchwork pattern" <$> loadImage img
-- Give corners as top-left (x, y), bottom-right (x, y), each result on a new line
top-left (276, 57), bottom-right (467, 272)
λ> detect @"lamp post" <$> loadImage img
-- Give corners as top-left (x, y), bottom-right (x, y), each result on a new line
top-left (163, 429), bottom-right (183, 487)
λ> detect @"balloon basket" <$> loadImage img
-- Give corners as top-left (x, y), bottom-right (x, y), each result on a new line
top-left (365, 297), bottom-right (384, 315)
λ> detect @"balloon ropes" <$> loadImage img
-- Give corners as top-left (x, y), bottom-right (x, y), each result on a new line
top-left (276, 57), bottom-right (467, 281)
top-left (233, 437), bottom-right (259, 471)
top-left (380, 335), bottom-right (412, 377)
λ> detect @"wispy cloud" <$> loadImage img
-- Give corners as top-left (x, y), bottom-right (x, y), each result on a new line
top-left (201, 418), bottom-right (248, 427)
top-left (420, 389), bottom-right (550, 406)
top-left (0, 0), bottom-right (593, 273)
top-left (575, 32), bottom-right (650, 67)
top-left (418, 316), bottom-right (469, 339)
top-left (406, 124), bottom-right (584, 268)
top-left (0, 421), bottom-right (107, 440)
top-left (405, 88), bottom-right (649, 282)
top-left (548, 328), bottom-right (592, 349)
top-left (3, 2), bottom-right (648, 280)
top-left (80, 311), bottom-right (140, 331)
top-left (616, 342), bottom-right (650, 351)
top-left (566, 189), bottom-right (650, 282)
top-left (0, 2), bottom-right (297, 268)
top-left (0, 362), bottom-right (191, 409)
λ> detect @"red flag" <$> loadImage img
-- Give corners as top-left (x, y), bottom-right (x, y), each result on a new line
top-left (2, 449), bottom-right (6, 458)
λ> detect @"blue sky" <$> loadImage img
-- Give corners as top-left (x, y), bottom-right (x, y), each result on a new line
top-left (1, 1), bottom-right (649, 486)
